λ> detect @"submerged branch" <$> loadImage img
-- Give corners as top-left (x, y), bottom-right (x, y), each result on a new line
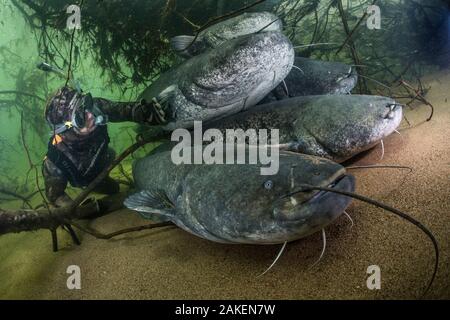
top-left (0, 193), bottom-right (126, 235)
top-left (0, 132), bottom-right (169, 238)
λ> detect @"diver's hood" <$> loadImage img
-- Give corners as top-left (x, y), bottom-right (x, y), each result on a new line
top-left (46, 87), bottom-right (107, 134)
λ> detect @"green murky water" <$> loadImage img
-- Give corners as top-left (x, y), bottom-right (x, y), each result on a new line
top-left (0, 0), bottom-right (448, 299)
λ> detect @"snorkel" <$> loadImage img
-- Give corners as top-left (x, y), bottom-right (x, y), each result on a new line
top-left (37, 62), bottom-right (82, 93)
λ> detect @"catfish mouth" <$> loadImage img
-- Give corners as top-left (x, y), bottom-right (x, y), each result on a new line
top-left (308, 174), bottom-right (348, 203)
top-left (273, 174), bottom-right (354, 221)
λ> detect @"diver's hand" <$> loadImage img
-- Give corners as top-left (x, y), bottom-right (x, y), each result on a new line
top-left (53, 194), bottom-right (75, 208)
top-left (132, 99), bottom-right (166, 125)
top-left (150, 98), bottom-right (167, 124)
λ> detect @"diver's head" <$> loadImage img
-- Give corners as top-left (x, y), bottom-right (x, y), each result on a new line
top-left (45, 86), bottom-right (106, 136)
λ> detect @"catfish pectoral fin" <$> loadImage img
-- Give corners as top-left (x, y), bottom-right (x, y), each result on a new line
top-left (124, 190), bottom-right (175, 222)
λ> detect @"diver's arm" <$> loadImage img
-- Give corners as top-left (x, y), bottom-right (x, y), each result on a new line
top-left (42, 158), bottom-right (71, 206)
top-left (93, 98), bottom-right (166, 125)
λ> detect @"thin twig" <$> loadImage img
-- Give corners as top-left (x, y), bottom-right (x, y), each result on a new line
top-left (336, 0), bottom-right (368, 93)
top-left (65, 0), bottom-right (85, 88)
top-left (19, 110), bottom-right (50, 211)
top-left (0, 90), bottom-right (45, 102)
top-left (70, 221), bottom-right (175, 240)
top-left (336, 0), bottom-right (378, 55)
top-left (175, 11), bottom-right (200, 29)
top-left (0, 188), bottom-right (33, 208)
top-left (399, 80), bottom-right (434, 121)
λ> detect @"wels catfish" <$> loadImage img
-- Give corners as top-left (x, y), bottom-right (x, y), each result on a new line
top-left (205, 95), bottom-right (402, 163)
top-left (260, 57), bottom-right (358, 103)
top-left (171, 12), bottom-right (282, 58)
top-left (140, 31), bottom-right (294, 131)
top-left (124, 147), bottom-right (354, 244)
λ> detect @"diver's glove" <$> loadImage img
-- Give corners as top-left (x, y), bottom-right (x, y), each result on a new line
top-left (131, 99), bottom-right (167, 125)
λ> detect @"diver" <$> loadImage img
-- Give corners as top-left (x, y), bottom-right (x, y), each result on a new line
top-left (43, 86), bottom-right (166, 207)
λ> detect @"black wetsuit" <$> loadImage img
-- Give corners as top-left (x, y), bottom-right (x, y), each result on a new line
top-left (42, 97), bottom-right (162, 204)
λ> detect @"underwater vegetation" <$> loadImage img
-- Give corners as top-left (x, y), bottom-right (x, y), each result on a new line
top-left (9, 0), bottom-right (279, 88)
top-left (9, 0), bottom-right (450, 90)
top-left (0, 0), bottom-right (449, 299)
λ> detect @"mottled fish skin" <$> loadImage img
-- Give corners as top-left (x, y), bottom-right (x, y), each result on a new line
top-left (204, 95), bottom-right (402, 163)
top-left (259, 57), bottom-right (358, 104)
top-left (140, 31), bottom-right (295, 131)
top-left (172, 12), bottom-right (283, 58)
top-left (126, 147), bottom-right (354, 244)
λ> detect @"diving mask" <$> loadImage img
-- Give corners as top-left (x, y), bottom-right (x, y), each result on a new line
top-left (52, 92), bottom-right (108, 135)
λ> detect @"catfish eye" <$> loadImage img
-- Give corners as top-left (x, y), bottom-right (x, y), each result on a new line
top-left (263, 180), bottom-right (273, 190)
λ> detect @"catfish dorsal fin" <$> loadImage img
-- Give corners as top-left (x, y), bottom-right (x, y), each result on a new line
top-left (124, 189), bottom-right (175, 221)
top-left (170, 35), bottom-right (195, 54)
